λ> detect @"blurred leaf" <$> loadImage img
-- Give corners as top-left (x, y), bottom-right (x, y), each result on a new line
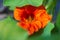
top-left (56, 10), bottom-right (60, 31)
top-left (28, 22), bottom-right (54, 40)
top-left (45, 0), bottom-right (54, 9)
top-left (45, 0), bottom-right (56, 14)
top-left (3, 0), bottom-right (44, 10)
top-left (3, 0), bottom-right (29, 10)
top-left (41, 22), bottom-right (54, 37)
top-left (0, 16), bottom-right (28, 40)
top-left (9, 6), bottom-right (16, 10)
top-left (4, 0), bottom-right (27, 6)
top-left (42, 0), bottom-right (48, 6)
top-left (27, 0), bottom-right (43, 6)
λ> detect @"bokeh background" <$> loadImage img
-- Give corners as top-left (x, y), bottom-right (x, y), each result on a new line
top-left (0, 0), bottom-right (60, 40)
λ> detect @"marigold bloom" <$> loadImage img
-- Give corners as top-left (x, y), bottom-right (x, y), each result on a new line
top-left (14, 5), bottom-right (51, 35)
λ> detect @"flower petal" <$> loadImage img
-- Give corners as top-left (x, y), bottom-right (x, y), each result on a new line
top-left (14, 7), bottom-right (24, 21)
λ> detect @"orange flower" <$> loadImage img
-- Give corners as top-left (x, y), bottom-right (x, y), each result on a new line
top-left (14, 5), bottom-right (51, 35)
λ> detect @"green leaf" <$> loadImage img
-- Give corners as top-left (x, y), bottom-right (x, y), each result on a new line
top-left (3, 0), bottom-right (44, 10)
top-left (45, 0), bottom-right (54, 9)
top-left (3, 0), bottom-right (29, 10)
top-left (41, 22), bottom-right (54, 37)
top-left (45, 0), bottom-right (56, 14)
top-left (27, 0), bottom-right (43, 6)
top-left (42, 0), bottom-right (48, 6)
top-left (4, 0), bottom-right (26, 6)
top-left (0, 16), bottom-right (28, 40)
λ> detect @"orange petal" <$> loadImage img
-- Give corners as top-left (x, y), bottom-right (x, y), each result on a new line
top-left (35, 21), bottom-right (41, 29)
top-left (28, 26), bottom-right (34, 35)
top-left (31, 23), bottom-right (39, 32)
top-left (17, 22), bottom-right (29, 30)
top-left (14, 7), bottom-right (24, 21)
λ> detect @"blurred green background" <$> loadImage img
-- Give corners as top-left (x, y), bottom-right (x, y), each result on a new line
top-left (0, 0), bottom-right (60, 40)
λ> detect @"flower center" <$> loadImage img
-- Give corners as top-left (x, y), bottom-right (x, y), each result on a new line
top-left (25, 14), bottom-right (34, 23)
top-left (28, 16), bottom-right (33, 23)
